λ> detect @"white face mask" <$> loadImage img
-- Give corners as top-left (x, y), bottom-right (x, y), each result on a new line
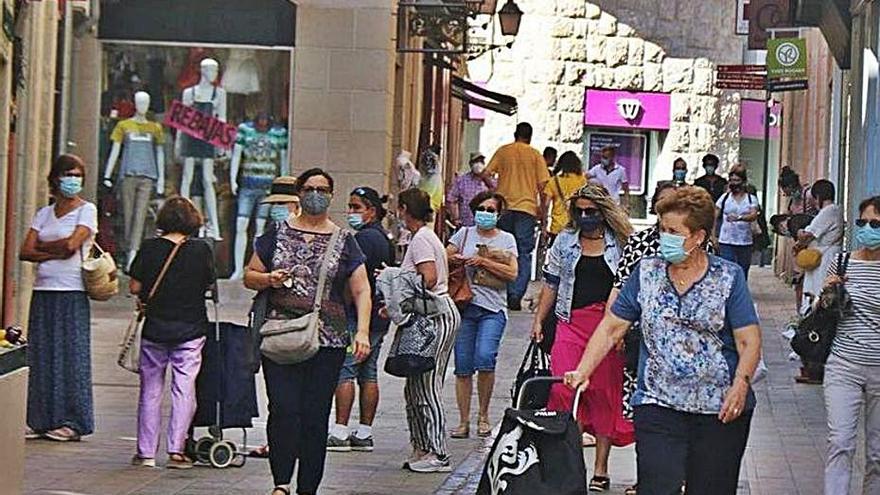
top-left (471, 161), bottom-right (486, 174)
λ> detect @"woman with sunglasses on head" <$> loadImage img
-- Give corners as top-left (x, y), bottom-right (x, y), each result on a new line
top-left (446, 191), bottom-right (518, 440)
top-left (530, 182), bottom-right (634, 492)
top-left (20, 154), bottom-right (98, 442)
top-left (245, 168), bottom-right (372, 495)
top-left (822, 196), bottom-right (880, 495)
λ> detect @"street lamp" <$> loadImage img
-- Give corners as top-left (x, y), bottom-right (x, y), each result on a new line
top-left (498, 0), bottom-right (523, 36)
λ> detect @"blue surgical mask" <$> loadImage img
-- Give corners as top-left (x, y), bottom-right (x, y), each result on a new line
top-left (577, 213), bottom-right (604, 233)
top-left (659, 232), bottom-right (695, 264)
top-left (301, 190), bottom-right (331, 216)
top-left (269, 204), bottom-right (290, 222)
top-left (347, 213), bottom-right (366, 230)
top-left (674, 170), bottom-right (687, 182)
top-left (856, 224), bottom-right (880, 250)
top-left (59, 176), bottom-right (83, 198)
top-left (474, 210), bottom-right (498, 230)
top-left (704, 165), bottom-right (717, 176)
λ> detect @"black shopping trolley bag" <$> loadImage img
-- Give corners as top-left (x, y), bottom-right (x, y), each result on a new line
top-left (478, 377), bottom-right (587, 495)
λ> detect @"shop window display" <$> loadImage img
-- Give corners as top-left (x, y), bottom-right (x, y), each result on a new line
top-left (99, 44), bottom-right (291, 277)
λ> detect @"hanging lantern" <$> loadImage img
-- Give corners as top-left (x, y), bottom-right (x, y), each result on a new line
top-left (498, 0), bottom-right (523, 36)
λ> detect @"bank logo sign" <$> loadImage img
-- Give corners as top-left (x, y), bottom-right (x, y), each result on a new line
top-left (768, 38), bottom-right (807, 79)
top-left (616, 98), bottom-right (643, 121)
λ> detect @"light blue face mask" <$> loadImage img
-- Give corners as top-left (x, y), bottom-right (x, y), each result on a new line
top-left (59, 176), bottom-right (83, 198)
top-left (347, 213), bottom-right (366, 230)
top-left (474, 210), bottom-right (498, 230)
top-left (856, 224), bottom-right (880, 250)
top-left (269, 204), bottom-right (290, 222)
top-left (659, 232), bottom-right (695, 264)
top-left (674, 169), bottom-right (687, 182)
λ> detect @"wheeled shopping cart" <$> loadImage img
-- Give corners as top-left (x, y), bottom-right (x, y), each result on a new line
top-left (186, 285), bottom-right (260, 469)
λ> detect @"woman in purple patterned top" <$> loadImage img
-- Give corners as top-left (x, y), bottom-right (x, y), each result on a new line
top-left (245, 168), bottom-right (372, 495)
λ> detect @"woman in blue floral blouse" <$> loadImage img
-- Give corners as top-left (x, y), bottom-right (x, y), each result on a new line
top-left (564, 186), bottom-right (763, 495)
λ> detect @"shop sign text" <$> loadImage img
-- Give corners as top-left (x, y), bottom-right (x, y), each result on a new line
top-left (164, 100), bottom-right (237, 150)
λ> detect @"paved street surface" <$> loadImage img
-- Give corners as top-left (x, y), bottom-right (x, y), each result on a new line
top-left (23, 268), bottom-right (846, 494)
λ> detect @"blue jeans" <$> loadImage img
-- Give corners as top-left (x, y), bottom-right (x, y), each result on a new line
top-left (237, 187), bottom-right (270, 219)
top-left (454, 304), bottom-right (507, 375)
top-left (498, 210), bottom-right (537, 302)
top-left (719, 243), bottom-right (753, 280)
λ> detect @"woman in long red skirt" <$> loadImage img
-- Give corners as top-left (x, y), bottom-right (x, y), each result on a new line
top-left (531, 182), bottom-right (635, 492)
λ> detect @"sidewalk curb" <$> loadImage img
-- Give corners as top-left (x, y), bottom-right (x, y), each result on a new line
top-left (434, 435), bottom-right (494, 494)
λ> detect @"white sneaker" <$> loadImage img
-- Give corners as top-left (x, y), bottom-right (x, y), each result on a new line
top-left (407, 453), bottom-right (451, 473)
top-left (131, 455), bottom-right (157, 468)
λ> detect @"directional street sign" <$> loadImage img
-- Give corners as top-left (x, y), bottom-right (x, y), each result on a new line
top-left (768, 79), bottom-right (808, 92)
top-left (717, 73), bottom-right (767, 83)
top-left (768, 38), bottom-right (807, 79)
top-left (717, 64), bottom-right (767, 74)
top-left (717, 81), bottom-right (767, 90)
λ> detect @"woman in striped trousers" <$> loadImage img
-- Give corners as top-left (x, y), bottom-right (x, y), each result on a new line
top-left (396, 188), bottom-right (462, 473)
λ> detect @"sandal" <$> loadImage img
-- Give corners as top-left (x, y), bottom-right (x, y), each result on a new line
top-left (271, 488), bottom-right (291, 495)
top-left (44, 427), bottom-right (80, 442)
top-left (625, 483), bottom-right (637, 495)
top-left (450, 424), bottom-right (470, 439)
top-left (589, 476), bottom-right (611, 492)
top-left (249, 445), bottom-right (270, 458)
top-left (477, 419), bottom-right (492, 438)
top-left (167, 453), bottom-right (194, 470)
top-left (582, 432), bottom-right (596, 448)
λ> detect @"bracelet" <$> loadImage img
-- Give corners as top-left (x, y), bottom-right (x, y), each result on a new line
top-left (735, 373), bottom-right (751, 385)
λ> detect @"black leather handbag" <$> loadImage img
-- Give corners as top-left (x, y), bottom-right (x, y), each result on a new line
top-left (791, 252), bottom-right (852, 364)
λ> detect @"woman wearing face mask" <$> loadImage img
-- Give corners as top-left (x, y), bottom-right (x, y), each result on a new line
top-left (245, 168), bottom-right (372, 495)
top-left (327, 187), bottom-right (395, 452)
top-left (543, 151), bottom-right (587, 247)
top-left (716, 165), bottom-right (760, 280)
top-left (565, 187), bottom-right (762, 495)
top-left (672, 157), bottom-right (688, 186)
top-left (822, 196), bottom-right (880, 495)
top-left (261, 176), bottom-right (302, 225)
top-left (446, 191), bottom-right (518, 439)
top-left (396, 188), bottom-right (461, 473)
top-left (20, 154), bottom-right (98, 442)
top-left (530, 182), bottom-right (634, 492)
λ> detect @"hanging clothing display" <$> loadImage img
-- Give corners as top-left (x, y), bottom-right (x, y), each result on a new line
top-left (223, 49), bottom-right (261, 95)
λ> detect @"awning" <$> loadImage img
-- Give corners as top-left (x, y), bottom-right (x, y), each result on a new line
top-left (451, 77), bottom-right (517, 117)
top-left (98, 0), bottom-right (296, 48)
top-left (794, 0), bottom-right (851, 68)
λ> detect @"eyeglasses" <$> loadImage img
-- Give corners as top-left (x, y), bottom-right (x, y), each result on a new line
top-left (856, 219), bottom-right (880, 229)
top-left (574, 207), bottom-right (600, 217)
top-left (475, 206), bottom-right (498, 213)
top-left (63, 172), bottom-right (84, 178)
top-left (301, 186), bottom-right (332, 194)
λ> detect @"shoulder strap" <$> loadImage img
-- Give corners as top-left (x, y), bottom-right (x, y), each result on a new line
top-left (720, 193), bottom-right (730, 213)
top-left (312, 227), bottom-right (343, 313)
top-left (146, 240), bottom-right (185, 304)
top-left (837, 251), bottom-right (851, 278)
top-left (554, 175), bottom-right (565, 200)
top-left (460, 226), bottom-right (470, 251)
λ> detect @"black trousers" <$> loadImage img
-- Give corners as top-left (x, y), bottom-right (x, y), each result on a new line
top-left (634, 404), bottom-right (752, 495)
top-left (263, 348), bottom-right (346, 493)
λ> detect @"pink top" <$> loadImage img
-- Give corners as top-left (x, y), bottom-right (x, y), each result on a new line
top-left (401, 226), bottom-right (449, 295)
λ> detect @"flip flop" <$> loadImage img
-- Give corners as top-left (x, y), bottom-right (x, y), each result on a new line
top-left (249, 445), bottom-right (270, 458)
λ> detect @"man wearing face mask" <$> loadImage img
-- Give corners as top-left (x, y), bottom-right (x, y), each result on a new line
top-left (447, 153), bottom-right (495, 228)
top-left (695, 153), bottom-right (728, 202)
top-left (588, 146), bottom-right (630, 207)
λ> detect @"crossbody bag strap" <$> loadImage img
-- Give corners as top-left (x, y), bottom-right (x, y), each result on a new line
top-left (311, 227), bottom-right (342, 314)
top-left (146, 239), bottom-right (186, 304)
top-left (554, 176), bottom-right (565, 201)
top-left (837, 251), bottom-right (851, 278)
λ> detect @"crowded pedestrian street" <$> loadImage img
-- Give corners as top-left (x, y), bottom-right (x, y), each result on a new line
top-left (4, 1), bottom-right (880, 495)
top-left (17, 270), bottom-right (846, 495)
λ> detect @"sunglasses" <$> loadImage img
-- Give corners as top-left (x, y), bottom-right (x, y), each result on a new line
top-left (856, 219), bottom-right (880, 229)
top-left (475, 206), bottom-right (498, 213)
top-left (574, 207), bottom-right (601, 217)
top-left (301, 186), bottom-right (332, 194)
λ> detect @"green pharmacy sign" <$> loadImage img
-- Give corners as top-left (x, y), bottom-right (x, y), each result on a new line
top-left (768, 38), bottom-right (807, 79)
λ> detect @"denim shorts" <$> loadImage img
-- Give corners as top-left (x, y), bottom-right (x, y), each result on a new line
top-left (237, 187), bottom-right (270, 219)
top-left (454, 304), bottom-right (507, 376)
top-left (339, 328), bottom-right (387, 384)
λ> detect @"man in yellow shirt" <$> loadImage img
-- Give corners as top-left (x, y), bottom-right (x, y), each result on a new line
top-left (483, 122), bottom-right (551, 310)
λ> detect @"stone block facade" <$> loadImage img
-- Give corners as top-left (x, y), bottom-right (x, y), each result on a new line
top-left (471, 0), bottom-right (749, 192)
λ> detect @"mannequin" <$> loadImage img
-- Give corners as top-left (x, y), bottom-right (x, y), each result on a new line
top-left (228, 113), bottom-right (289, 279)
top-left (175, 58), bottom-right (227, 240)
top-left (104, 91), bottom-right (166, 270)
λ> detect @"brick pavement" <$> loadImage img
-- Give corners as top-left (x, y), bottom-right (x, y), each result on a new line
top-left (20, 269), bottom-right (852, 495)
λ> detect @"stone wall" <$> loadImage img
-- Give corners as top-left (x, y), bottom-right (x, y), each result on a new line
top-left (471, 0), bottom-right (749, 183)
